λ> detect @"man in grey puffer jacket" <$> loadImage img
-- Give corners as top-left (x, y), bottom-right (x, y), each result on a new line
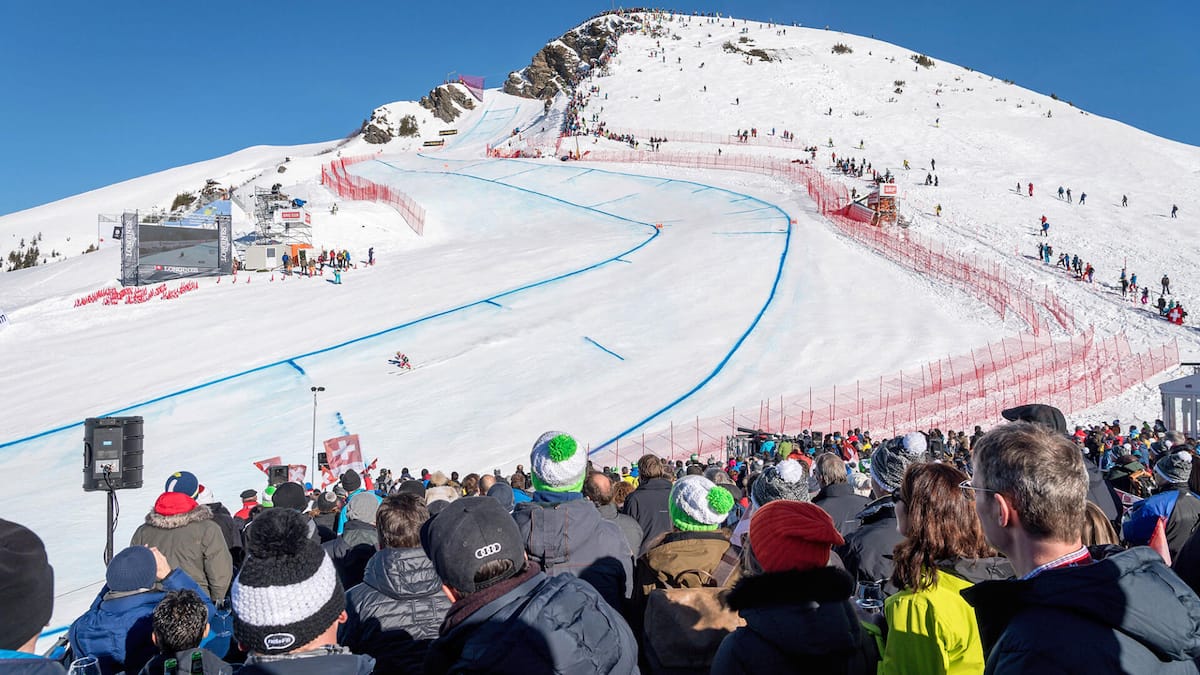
top-left (340, 494), bottom-right (450, 673)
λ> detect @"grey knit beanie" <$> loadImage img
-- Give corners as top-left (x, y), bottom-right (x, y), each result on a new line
top-left (751, 459), bottom-right (810, 506)
top-left (869, 433), bottom-right (928, 492)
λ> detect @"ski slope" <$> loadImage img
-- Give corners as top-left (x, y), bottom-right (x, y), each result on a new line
top-left (1, 11), bottom-right (1197, 634)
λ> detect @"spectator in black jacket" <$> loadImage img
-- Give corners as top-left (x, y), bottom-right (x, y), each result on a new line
top-left (962, 422), bottom-right (1200, 673)
top-left (838, 433), bottom-right (927, 596)
top-left (310, 492), bottom-right (340, 543)
top-left (423, 497), bottom-right (638, 674)
top-left (583, 472), bottom-right (642, 556)
top-left (340, 493), bottom-right (450, 673)
top-left (323, 493), bottom-right (380, 589)
top-left (621, 454), bottom-right (674, 555)
top-left (812, 452), bottom-right (869, 535)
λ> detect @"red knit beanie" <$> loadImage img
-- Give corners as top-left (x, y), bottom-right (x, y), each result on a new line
top-left (154, 491), bottom-right (198, 516)
top-left (750, 500), bottom-right (844, 573)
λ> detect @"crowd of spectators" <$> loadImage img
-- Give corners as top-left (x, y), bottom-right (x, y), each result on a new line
top-left (5, 403), bottom-right (1200, 673)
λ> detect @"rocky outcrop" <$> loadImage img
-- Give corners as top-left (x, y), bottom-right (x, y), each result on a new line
top-left (419, 84), bottom-right (475, 123)
top-left (504, 14), bottom-right (640, 100)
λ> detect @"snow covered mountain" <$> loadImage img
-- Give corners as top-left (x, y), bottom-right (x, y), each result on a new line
top-left (2, 10), bottom-right (1198, 635)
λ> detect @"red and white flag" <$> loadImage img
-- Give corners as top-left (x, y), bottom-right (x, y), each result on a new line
top-left (320, 466), bottom-right (338, 489)
top-left (253, 456), bottom-right (283, 474)
top-left (323, 434), bottom-right (365, 476)
top-left (288, 465), bottom-right (308, 484)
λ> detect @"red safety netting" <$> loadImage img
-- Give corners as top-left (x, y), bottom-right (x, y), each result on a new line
top-left (321, 156), bottom-right (426, 236)
top-left (595, 334), bottom-right (1179, 468)
top-left (572, 149), bottom-right (1177, 467)
top-left (74, 281), bottom-right (199, 307)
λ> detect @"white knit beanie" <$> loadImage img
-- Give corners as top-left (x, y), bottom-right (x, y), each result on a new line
top-left (670, 475), bottom-right (735, 532)
top-left (530, 431), bottom-right (588, 492)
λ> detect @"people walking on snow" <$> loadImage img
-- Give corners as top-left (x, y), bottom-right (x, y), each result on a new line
top-left (1172, 204), bottom-right (1179, 218)
top-left (1058, 186), bottom-right (1065, 200)
top-left (935, 204), bottom-right (942, 217)
top-left (931, 158), bottom-right (936, 171)
top-left (1028, 182), bottom-right (1034, 197)
top-left (1162, 275), bottom-right (1172, 295)
top-left (1040, 218), bottom-right (1050, 237)
top-left (1122, 195), bottom-right (1128, 207)
top-left (1066, 188), bottom-right (1072, 203)
top-left (1079, 192), bottom-right (1087, 205)
top-left (1141, 287), bottom-right (1150, 304)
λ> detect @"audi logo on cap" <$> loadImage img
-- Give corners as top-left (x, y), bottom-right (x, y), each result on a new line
top-left (475, 542), bottom-right (502, 559)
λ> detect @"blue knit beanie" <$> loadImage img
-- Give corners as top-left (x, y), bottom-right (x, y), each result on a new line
top-left (106, 546), bottom-right (157, 592)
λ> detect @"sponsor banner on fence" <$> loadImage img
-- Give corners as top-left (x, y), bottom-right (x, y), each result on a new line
top-left (422, 139), bottom-right (445, 147)
top-left (439, 129), bottom-right (458, 136)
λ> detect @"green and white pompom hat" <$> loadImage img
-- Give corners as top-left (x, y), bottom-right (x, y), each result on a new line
top-left (669, 474), bottom-right (735, 531)
top-left (530, 431), bottom-right (589, 493)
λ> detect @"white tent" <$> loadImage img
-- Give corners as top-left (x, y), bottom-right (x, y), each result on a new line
top-left (1160, 372), bottom-right (1200, 438)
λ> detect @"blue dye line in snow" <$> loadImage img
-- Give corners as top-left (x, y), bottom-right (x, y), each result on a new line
top-left (691, 186), bottom-right (711, 193)
top-left (614, 258), bottom-right (633, 264)
top-left (0, 162), bottom-right (661, 451)
top-left (585, 337), bottom-right (626, 361)
top-left (589, 193), bottom-right (639, 208)
top-left (484, 300), bottom-right (503, 308)
top-left (487, 157), bottom-right (794, 453)
top-left (724, 206), bottom-right (775, 215)
top-left (287, 360), bottom-right (306, 375)
top-left (335, 412), bottom-right (350, 436)
top-left (714, 231), bottom-right (787, 235)
top-left (491, 165), bottom-right (548, 182)
top-left (564, 169), bottom-right (595, 182)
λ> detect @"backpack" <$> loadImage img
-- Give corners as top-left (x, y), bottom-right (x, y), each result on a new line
top-left (641, 545), bottom-right (743, 675)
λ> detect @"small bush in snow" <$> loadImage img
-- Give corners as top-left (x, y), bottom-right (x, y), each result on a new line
top-left (911, 53), bottom-right (935, 68)
top-left (397, 114), bottom-right (420, 137)
top-left (832, 43), bottom-right (853, 54)
top-left (170, 192), bottom-right (195, 211)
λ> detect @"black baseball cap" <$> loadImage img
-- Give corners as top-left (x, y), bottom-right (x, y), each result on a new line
top-left (420, 497), bottom-right (524, 594)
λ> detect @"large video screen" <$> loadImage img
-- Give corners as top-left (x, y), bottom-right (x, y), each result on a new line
top-left (120, 201), bottom-right (233, 285)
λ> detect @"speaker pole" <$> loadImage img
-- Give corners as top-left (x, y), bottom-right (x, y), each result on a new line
top-left (310, 386), bottom-right (325, 481)
top-left (105, 488), bottom-right (116, 565)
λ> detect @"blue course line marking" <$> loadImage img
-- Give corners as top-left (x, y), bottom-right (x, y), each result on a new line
top-left (564, 169), bottom-right (595, 183)
top-left (492, 158), bottom-right (794, 453)
top-left (3, 158), bottom-right (791, 453)
top-left (692, 186), bottom-right (711, 194)
top-left (724, 206), bottom-right (775, 216)
top-left (614, 258), bottom-right (633, 264)
top-left (0, 163), bottom-right (661, 450)
top-left (589, 193), bottom-right (639, 208)
top-left (287, 360), bottom-right (306, 375)
top-left (656, 179), bottom-right (674, 187)
top-left (585, 337), bottom-right (626, 361)
top-left (491, 165), bottom-right (547, 182)
top-left (484, 300), bottom-right (503, 307)
top-left (714, 231), bottom-right (787, 235)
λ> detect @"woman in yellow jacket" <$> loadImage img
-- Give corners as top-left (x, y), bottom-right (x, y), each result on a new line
top-left (880, 462), bottom-right (1013, 674)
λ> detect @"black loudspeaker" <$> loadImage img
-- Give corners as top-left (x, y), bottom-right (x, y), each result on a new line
top-left (267, 465), bottom-right (289, 486)
top-left (83, 417), bottom-right (144, 491)
top-left (317, 452), bottom-right (328, 470)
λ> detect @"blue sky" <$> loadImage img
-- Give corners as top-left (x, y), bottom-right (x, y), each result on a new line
top-left (0, 1), bottom-right (1195, 216)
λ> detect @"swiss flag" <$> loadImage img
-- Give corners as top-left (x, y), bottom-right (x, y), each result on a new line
top-left (253, 457), bottom-right (283, 474)
top-left (320, 466), bottom-right (338, 489)
top-left (323, 434), bottom-right (365, 476)
top-left (288, 465), bottom-right (307, 484)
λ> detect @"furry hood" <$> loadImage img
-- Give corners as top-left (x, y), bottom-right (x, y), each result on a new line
top-left (144, 502), bottom-right (213, 530)
top-left (723, 566), bottom-right (855, 611)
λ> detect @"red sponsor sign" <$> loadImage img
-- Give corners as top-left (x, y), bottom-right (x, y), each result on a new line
top-left (280, 210), bottom-right (302, 221)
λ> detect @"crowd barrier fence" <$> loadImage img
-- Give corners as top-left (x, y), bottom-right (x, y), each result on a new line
top-left (321, 156), bottom-right (426, 236)
top-left (73, 281), bottom-right (200, 308)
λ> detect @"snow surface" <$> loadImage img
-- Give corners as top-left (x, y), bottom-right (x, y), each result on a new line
top-left (1, 11), bottom-right (1198, 636)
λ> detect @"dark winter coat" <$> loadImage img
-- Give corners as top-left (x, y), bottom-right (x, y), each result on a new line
top-left (512, 494), bottom-right (634, 610)
top-left (596, 502), bottom-right (643, 556)
top-left (130, 499), bottom-right (233, 601)
top-left (836, 495), bottom-right (904, 596)
top-left (138, 648), bottom-right (229, 675)
top-left (238, 646), bottom-right (375, 674)
top-left (962, 546), bottom-right (1200, 674)
top-left (424, 562), bottom-right (638, 675)
top-left (1084, 455), bottom-right (1122, 522)
top-left (711, 567), bottom-right (872, 675)
top-left (813, 482), bottom-right (870, 535)
top-left (1123, 486), bottom-right (1200, 561)
top-left (206, 502), bottom-right (244, 567)
top-left (312, 512), bottom-right (338, 543)
top-left (621, 477), bottom-right (674, 555)
top-left (322, 519), bottom-right (379, 590)
top-left (0, 652), bottom-right (67, 674)
top-left (68, 569), bottom-right (215, 675)
top-left (339, 547), bottom-right (451, 673)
